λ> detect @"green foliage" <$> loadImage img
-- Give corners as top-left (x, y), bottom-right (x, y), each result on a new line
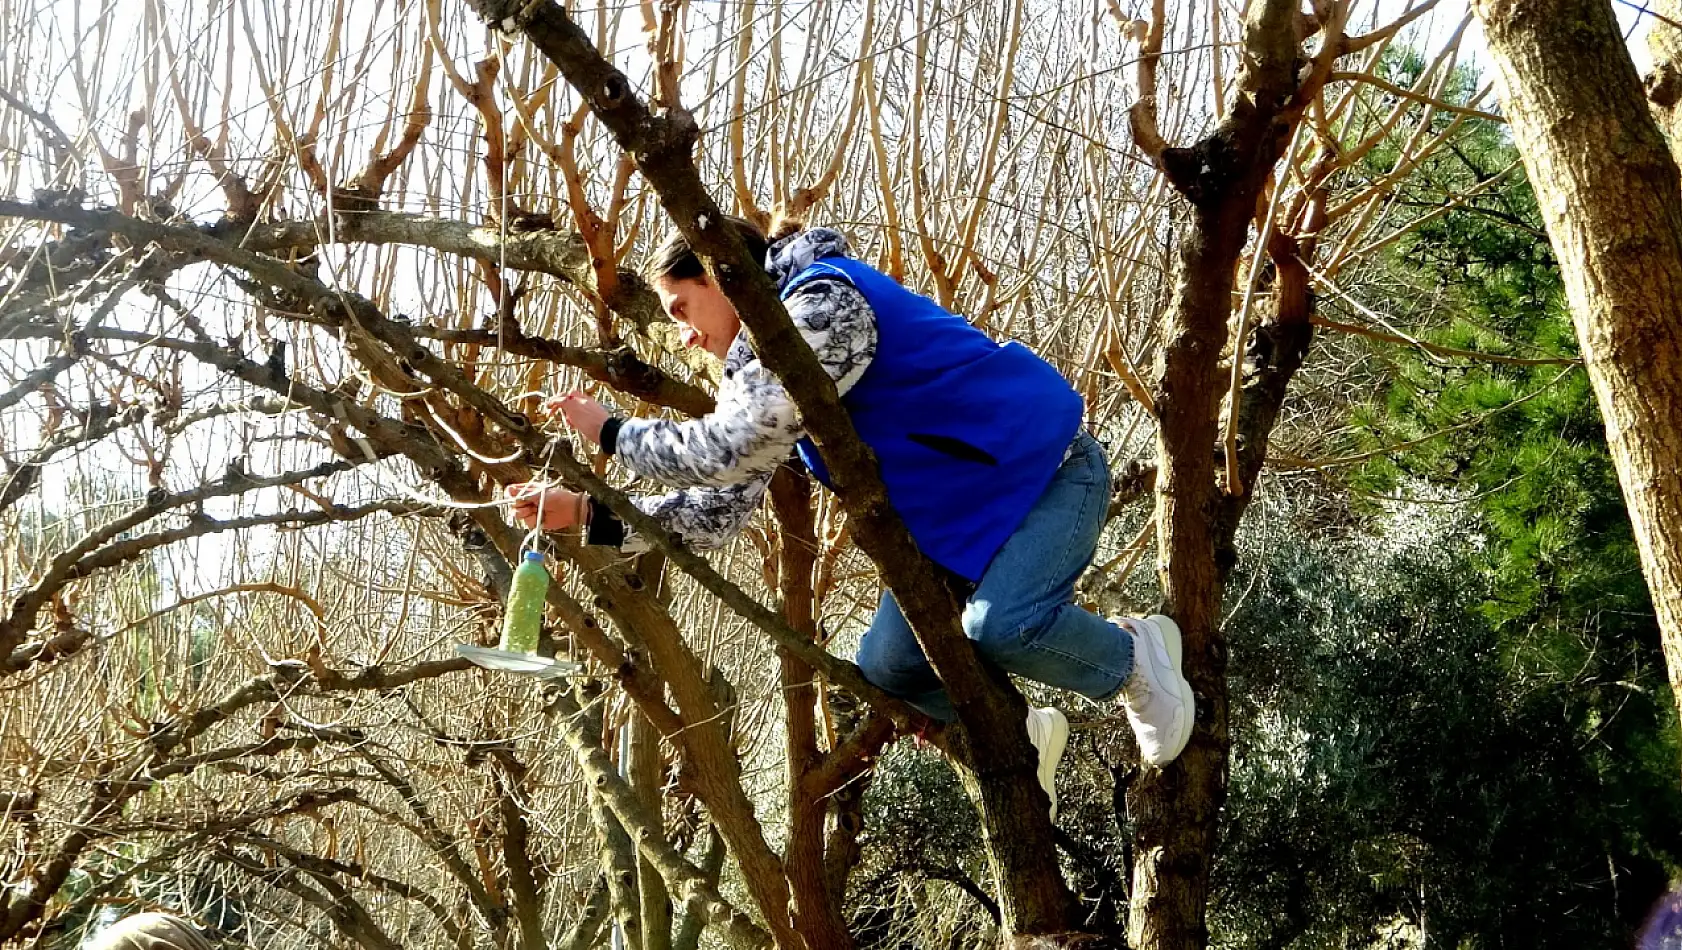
top-left (1206, 49), bottom-right (1682, 947)
top-left (848, 743), bottom-right (992, 948)
top-left (1214, 503), bottom-right (1682, 948)
top-left (1340, 53), bottom-right (1642, 651)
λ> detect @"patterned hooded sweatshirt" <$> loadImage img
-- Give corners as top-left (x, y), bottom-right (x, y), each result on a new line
top-left (584, 227), bottom-right (877, 553)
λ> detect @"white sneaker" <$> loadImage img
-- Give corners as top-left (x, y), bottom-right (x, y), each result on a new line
top-left (1117, 614), bottom-right (1193, 767)
top-left (1025, 706), bottom-right (1069, 822)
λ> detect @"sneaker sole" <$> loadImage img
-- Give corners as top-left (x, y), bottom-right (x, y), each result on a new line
top-left (1142, 614), bottom-right (1194, 766)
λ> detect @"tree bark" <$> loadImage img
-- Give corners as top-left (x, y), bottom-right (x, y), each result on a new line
top-left (1472, 0), bottom-right (1682, 752)
top-left (573, 548), bottom-right (801, 949)
top-left (771, 469), bottom-right (855, 950)
top-left (1127, 2), bottom-right (1315, 948)
top-left (550, 686), bottom-right (773, 950)
top-left (491, 750), bottom-right (550, 950)
top-left (1646, 0), bottom-right (1682, 162)
top-left (633, 706), bottom-right (675, 950)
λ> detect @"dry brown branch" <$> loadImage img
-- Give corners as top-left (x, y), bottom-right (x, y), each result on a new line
top-left (1328, 69), bottom-right (1505, 122)
top-left (0, 88), bottom-right (75, 174)
top-left (725, 0), bottom-right (765, 224)
top-left (218, 844), bottom-right (405, 950)
top-left (154, 17), bottom-right (257, 219)
top-left (350, 44), bottom-right (438, 205)
top-left (1341, 0), bottom-right (1445, 55)
top-left (1124, 0), bottom-right (1171, 166)
top-left (769, 468), bottom-right (851, 948)
top-left (488, 748), bottom-right (546, 950)
top-left (948, 0), bottom-right (1021, 293)
top-left (783, 0), bottom-right (875, 222)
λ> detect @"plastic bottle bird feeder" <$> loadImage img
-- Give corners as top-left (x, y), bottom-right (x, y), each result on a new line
top-left (456, 551), bottom-right (581, 679)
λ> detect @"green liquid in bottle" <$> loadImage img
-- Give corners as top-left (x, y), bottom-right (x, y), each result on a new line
top-left (499, 551), bottom-right (550, 655)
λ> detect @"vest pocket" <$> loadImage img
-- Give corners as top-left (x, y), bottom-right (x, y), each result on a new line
top-left (907, 432), bottom-right (1000, 466)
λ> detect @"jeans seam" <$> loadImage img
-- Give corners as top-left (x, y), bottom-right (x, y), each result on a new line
top-left (1010, 437), bottom-right (1106, 648)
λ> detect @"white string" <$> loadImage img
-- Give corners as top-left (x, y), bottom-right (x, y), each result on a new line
top-left (521, 468), bottom-right (548, 555)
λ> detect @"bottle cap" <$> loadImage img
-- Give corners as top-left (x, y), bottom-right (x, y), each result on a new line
top-left (523, 550), bottom-right (544, 562)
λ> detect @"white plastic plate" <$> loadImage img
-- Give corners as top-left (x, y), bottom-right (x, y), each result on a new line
top-left (456, 644), bottom-right (583, 679)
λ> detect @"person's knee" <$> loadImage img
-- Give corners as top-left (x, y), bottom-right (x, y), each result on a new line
top-left (855, 635), bottom-right (932, 695)
top-left (965, 599), bottom-right (1053, 660)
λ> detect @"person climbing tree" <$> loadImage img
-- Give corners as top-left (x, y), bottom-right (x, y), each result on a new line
top-left (509, 216), bottom-right (1193, 810)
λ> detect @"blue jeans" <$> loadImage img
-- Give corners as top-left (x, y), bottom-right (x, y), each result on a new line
top-left (855, 431), bottom-right (1135, 721)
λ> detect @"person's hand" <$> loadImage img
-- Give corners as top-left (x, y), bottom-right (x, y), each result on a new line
top-left (545, 391), bottom-right (609, 446)
top-left (506, 483), bottom-right (588, 531)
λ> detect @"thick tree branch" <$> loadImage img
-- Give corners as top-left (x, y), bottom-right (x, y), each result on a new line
top-left (770, 469), bottom-right (852, 949)
top-left (418, 326), bottom-right (712, 416)
top-left (566, 544), bottom-right (799, 947)
top-left (1129, 1), bottom-right (1315, 947)
top-left (229, 211), bottom-right (667, 331)
top-left (560, 877), bottom-right (612, 950)
top-left (489, 749), bottom-right (548, 950)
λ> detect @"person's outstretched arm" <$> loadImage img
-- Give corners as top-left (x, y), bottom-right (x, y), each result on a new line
top-left (507, 475), bottom-right (770, 553)
top-left (586, 476), bottom-right (771, 553)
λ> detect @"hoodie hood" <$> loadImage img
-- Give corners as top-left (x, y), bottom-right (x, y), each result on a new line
top-left (718, 227), bottom-right (856, 374)
top-left (766, 227), bottom-right (852, 291)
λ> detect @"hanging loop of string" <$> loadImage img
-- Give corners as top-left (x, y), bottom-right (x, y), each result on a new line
top-left (521, 475), bottom-right (548, 556)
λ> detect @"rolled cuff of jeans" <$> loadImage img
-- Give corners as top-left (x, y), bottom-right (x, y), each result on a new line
top-left (599, 417), bottom-right (625, 455)
top-left (584, 499), bottom-right (626, 547)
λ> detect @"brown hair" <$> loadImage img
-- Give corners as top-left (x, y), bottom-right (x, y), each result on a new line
top-left (642, 211), bottom-right (806, 283)
top-left (643, 215), bottom-right (770, 283)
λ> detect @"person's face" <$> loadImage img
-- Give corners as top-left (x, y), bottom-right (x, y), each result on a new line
top-left (653, 274), bottom-right (742, 361)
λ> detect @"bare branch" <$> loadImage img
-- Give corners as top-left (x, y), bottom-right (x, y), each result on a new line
top-left (1341, 0), bottom-right (1445, 55)
top-left (1123, 0), bottom-right (1172, 169)
top-left (548, 686), bottom-right (773, 950)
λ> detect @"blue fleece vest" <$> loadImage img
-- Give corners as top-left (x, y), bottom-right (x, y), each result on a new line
top-left (785, 256), bottom-right (1085, 581)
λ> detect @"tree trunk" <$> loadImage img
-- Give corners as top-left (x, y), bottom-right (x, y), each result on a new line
top-left (771, 469), bottom-right (855, 950)
top-left (1472, 0), bottom-right (1682, 749)
top-left (1127, 2), bottom-right (1311, 947)
top-left (1645, 0), bottom-right (1682, 162)
top-left (632, 711), bottom-right (674, 950)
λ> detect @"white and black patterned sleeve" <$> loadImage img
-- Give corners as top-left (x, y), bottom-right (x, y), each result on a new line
top-left (611, 277), bottom-right (876, 488)
top-left (587, 474), bottom-right (770, 553)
